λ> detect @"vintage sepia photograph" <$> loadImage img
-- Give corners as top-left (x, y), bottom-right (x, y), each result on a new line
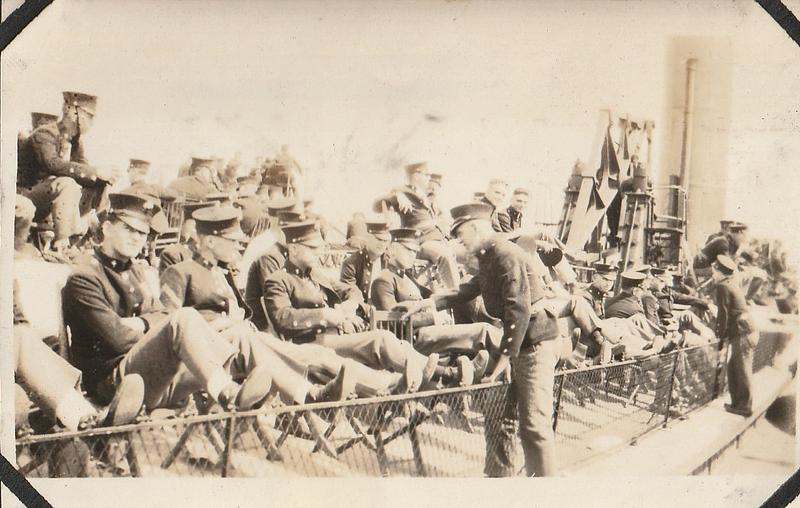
top-left (1, 0), bottom-right (799, 506)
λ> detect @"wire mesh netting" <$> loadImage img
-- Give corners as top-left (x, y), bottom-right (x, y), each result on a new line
top-left (15, 335), bottom-right (784, 478)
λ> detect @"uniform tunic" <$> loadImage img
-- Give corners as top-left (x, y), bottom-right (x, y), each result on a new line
top-left (168, 175), bottom-right (216, 200)
top-left (480, 197), bottom-right (513, 233)
top-left (64, 249), bottom-right (166, 392)
top-left (604, 292), bottom-right (645, 319)
top-left (263, 262), bottom-right (363, 343)
top-left (374, 186), bottom-right (445, 242)
top-left (340, 250), bottom-right (388, 302)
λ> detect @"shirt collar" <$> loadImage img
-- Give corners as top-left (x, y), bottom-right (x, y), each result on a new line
top-left (95, 248), bottom-right (133, 272)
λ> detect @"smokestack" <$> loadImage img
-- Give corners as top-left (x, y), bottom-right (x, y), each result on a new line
top-left (658, 37), bottom-right (733, 251)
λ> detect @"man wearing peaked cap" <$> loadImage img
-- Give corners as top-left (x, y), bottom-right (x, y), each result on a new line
top-left (370, 228), bottom-right (497, 387)
top-left (579, 262), bottom-right (619, 319)
top-left (263, 221), bottom-right (441, 395)
top-left (168, 157), bottom-right (219, 200)
top-left (64, 194), bottom-right (274, 415)
top-left (694, 220), bottom-right (748, 281)
top-left (400, 201), bottom-right (612, 477)
top-left (157, 201), bottom-right (216, 274)
top-left (17, 90), bottom-right (112, 252)
top-left (373, 162), bottom-right (461, 290)
top-left (340, 219), bottom-right (392, 302)
top-left (604, 271), bottom-right (647, 319)
top-left (712, 254), bottom-right (756, 417)
top-left (160, 221), bottom-right (408, 430)
top-left (123, 158), bottom-right (179, 202)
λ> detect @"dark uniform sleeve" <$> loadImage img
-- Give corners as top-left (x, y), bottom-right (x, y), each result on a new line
top-left (433, 275), bottom-right (483, 311)
top-left (160, 265), bottom-right (189, 313)
top-left (333, 279), bottom-right (364, 305)
top-left (715, 284), bottom-right (730, 339)
top-left (263, 275), bottom-right (328, 336)
top-left (64, 272), bottom-right (143, 355)
top-left (496, 255), bottom-right (532, 357)
top-left (372, 191), bottom-right (399, 213)
top-left (370, 276), bottom-right (398, 311)
top-left (494, 210), bottom-right (514, 233)
top-left (701, 236), bottom-right (730, 262)
top-left (340, 252), bottom-right (359, 288)
top-left (31, 128), bottom-right (100, 187)
top-left (640, 292), bottom-right (661, 323)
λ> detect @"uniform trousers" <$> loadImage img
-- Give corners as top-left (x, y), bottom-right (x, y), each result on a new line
top-left (22, 177), bottom-right (83, 241)
top-left (315, 329), bottom-right (429, 375)
top-left (536, 296), bottom-right (605, 338)
top-left (22, 177), bottom-right (108, 241)
top-left (15, 325), bottom-right (82, 422)
top-left (414, 323), bottom-right (502, 356)
top-left (418, 239), bottom-right (461, 289)
top-left (484, 338), bottom-right (559, 477)
top-left (249, 329), bottom-right (401, 399)
top-left (727, 334), bottom-right (755, 412)
top-left (102, 308), bottom-right (238, 410)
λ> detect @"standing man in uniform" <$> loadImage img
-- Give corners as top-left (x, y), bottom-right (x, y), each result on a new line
top-left (395, 203), bottom-right (563, 477)
top-left (373, 162), bottom-right (461, 289)
top-left (712, 255), bottom-right (756, 417)
top-left (507, 188), bottom-right (529, 231)
top-left (17, 92), bottom-right (113, 252)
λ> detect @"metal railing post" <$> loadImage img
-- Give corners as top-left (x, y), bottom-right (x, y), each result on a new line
top-left (663, 352), bottom-right (681, 427)
top-left (222, 415), bottom-right (236, 478)
top-left (552, 374), bottom-right (565, 432)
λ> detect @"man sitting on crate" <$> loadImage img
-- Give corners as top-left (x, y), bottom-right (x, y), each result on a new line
top-left (373, 162), bottom-right (461, 290)
top-left (64, 193), bottom-right (274, 416)
top-left (371, 227), bottom-right (495, 385)
top-left (263, 221), bottom-right (442, 393)
top-left (161, 205), bottom-right (414, 402)
top-left (340, 219), bottom-right (392, 302)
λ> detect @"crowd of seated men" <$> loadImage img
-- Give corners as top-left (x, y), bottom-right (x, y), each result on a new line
top-left (14, 92), bottom-right (793, 458)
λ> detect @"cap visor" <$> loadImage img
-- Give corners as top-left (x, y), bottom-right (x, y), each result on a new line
top-left (398, 240), bottom-right (421, 252)
top-left (117, 214), bottom-right (151, 234)
top-left (374, 232), bottom-right (392, 241)
top-left (297, 233), bottom-right (325, 248)
top-left (220, 226), bottom-right (248, 242)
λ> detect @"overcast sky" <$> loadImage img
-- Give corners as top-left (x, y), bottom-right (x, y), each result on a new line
top-left (2, 0), bottom-right (799, 255)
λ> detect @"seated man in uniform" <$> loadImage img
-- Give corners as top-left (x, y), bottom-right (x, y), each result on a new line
top-left (263, 221), bottom-right (440, 393)
top-left (168, 157), bottom-right (219, 200)
top-left (64, 193), bottom-right (273, 415)
top-left (17, 91), bottom-right (112, 252)
top-left (123, 159), bottom-right (177, 200)
top-left (373, 162), bottom-right (461, 289)
top-left (340, 220), bottom-right (392, 302)
top-left (371, 227), bottom-right (495, 385)
top-left (693, 221), bottom-right (748, 281)
top-left (579, 262), bottom-right (618, 319)
top-left (242, 200), bottom-right (302, 331)
top-left (161, 206), bottom-right (408, 402)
